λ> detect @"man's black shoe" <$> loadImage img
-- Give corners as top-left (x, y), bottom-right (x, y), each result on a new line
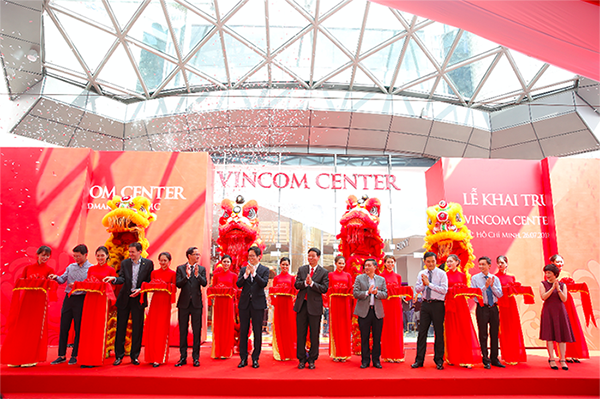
top-left (483, 363), bottom-right (491, 369)
top-left (175, 359), bottom-right (187, 367)
top-left (436, 362), bottom-right (444, 370)
top-left (252, 360), bottom-right (259, 368)
top-left (373, 362), bottom-right (382, 369)
top-left (297, 361), bottom-right (305, 369)
top-left (131, 358), bottom-right (140, 366)
top-left (491, 361), bottom-right (506, 368)
top-left (237, 359), bottom-right (247, 368)
top-left (411, 362), bottom-right (423, 368)
top-left (113, 358), bottom-right (122, 366)
top-left (360, 363), bottom-right (369, 369)
top-left (193, 359), bottom-right (200, 367)
top-left (308, 362), bottom-right (315, 369)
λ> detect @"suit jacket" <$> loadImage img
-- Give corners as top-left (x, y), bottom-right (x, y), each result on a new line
top-left (353, 273), bottom-right (387, 319)
top-left (176, 263), bottom-right (207, 309)
top-left (114, 257), bottom-right (154, 309)
top-left (293, 265), bottom-right (329, 316)
top-left (236, 263), bottom-right (270, 310)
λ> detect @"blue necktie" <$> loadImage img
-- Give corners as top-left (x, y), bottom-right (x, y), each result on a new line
top-left (484, 275), bottom-right (494, 305)
top-left (426, 270), bottom-right (433, 300)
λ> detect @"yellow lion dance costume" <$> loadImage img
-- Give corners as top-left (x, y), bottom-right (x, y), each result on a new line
top-left (423, 200), bottom-right (475, 278)
top-left (102, 195), bottom-right (157, 355)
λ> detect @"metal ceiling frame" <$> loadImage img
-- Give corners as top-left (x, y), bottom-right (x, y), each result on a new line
top-left (36, 0), bottom-right (580, 111)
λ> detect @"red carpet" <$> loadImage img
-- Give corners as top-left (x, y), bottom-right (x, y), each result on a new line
top-left (2, 345), bottom-right (599, 398)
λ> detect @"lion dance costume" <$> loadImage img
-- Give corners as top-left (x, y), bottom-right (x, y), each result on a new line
top-left (337, 194), bottom-right (385, 354)
top-left (102, 195), bottom-right (156, 356)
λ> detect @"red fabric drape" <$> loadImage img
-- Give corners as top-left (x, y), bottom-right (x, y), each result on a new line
top-left (370, 0), bottom-right (599, 80)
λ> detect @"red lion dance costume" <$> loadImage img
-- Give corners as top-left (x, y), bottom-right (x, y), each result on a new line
top-left (336, 194), bottom-right (385, 354)
top-left (214, 195), bottom-right (265, 353)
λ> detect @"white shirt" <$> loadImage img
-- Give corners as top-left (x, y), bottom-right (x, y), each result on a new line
top-left (415, 267), bottom-right (448, 301)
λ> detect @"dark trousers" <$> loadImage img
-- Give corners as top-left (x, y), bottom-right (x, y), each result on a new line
top-left (296, 301), bottom-right (322, 363)
top-left (115, 299), bottom-right (145, 360)
top-left (178, 304), bottom-right (202, 360)
top-left (476, 304), bottom-right (500, 365)
top-left (238, 302), bottom-right (264, 361)
top-left (415, 300), bottom-right (445, 365)
top-left (58, 294), bottom-right (85, 357)
top-left (358, 307), bottom-right (384, 365)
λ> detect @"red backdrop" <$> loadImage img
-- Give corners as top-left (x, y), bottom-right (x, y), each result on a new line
top-left (1, 148), bottom-right (214, 345)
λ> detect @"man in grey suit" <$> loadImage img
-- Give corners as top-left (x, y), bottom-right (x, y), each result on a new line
top-left (294, 247), bottom-right (329, 369)
top-left (353, 258), bottom-right (387, 369)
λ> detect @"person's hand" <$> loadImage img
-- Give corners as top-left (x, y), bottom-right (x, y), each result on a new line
top-left (305, 273), bottom-right (313, 286)
top-left (48, 274), bottom-right (58, 280)
top-left (194, 264), bottom-right (199, 278)
top-left (67, 282), bottom-right (74, 289)
top-left (245, 264), bottom-right (254, 277)
top-left (130, 289), bottom-right (141, 297)
top-left (421, 274), bottom-right (430, 286)
top-left (102, 276), bottom-right (116, 283)
top-left (186, 266), bottom-right (191, 278)
top-left (485, 276), bottom-right (494, 288)
top-left (553, 280), bottom-right (560, 291)
top-left (371, 285), bottom-right (378, 295)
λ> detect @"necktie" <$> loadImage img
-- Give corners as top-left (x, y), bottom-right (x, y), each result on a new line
top-left (426, 270), bottom-right (432, 300)
top-left (310, 267), bottom-right (314, 278)
top-left (484, 275), bottom-right (494, 305)
top-left (132, 261), bottom-right (140, 292)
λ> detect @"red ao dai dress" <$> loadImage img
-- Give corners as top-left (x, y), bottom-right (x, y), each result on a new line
top-left (142, 268), bottom-right (177, 365)
top-left (380, 270), bottom-right (405, 362)
top-left (444, 269), bottom-right (481, 366)
top-left (210, 270), bottom-right (238, 359)
top-left (327, 270), bottom-right (353, 361)
top-left (270, 271), bottom-right (297, 361)
top-left (496, 271), bottom-right (529, 364)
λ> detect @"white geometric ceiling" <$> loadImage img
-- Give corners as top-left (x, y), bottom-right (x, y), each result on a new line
top-left (40, 0), bottom-right (578, 109)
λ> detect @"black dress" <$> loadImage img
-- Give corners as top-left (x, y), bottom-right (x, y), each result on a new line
top-left (539, 281), bottom-right (575, 342)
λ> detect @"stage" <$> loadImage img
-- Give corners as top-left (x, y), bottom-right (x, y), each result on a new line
top-left (1, 344), bottom-right (598, 398)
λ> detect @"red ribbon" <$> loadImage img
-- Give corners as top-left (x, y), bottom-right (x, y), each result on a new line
top-left (561, 278), bottom-right (597, 328)
top-left (71, 278), bottom-right (117, 306)
top-left (445, 284), bottom-right (483, 312)
top-left (141, 280), bottom-right (177, 304)
top-left (499, 282), bottom-right (535, 307)
top-left (13, 277), bottom-right (59, 302)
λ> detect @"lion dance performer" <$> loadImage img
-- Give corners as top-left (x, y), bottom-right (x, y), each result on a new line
top-left (337, 194), bottom-right (385, 354)
top-left (215, 195), bottom-right (265, 353)
top-left (424, 200), bottom-right (481, 367)
top-left (102, 195), bottom-right (156, 356)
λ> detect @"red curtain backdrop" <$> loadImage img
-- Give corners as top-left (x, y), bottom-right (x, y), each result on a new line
top-left (370, 0), bottom-right (599, 81)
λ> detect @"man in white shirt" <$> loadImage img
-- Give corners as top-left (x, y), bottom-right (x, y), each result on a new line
top-left (411, 251), bottom-right (448, 370)
top-left (471, 256), bottom-right (505, 369)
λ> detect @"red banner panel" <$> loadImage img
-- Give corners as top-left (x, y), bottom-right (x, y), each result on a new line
top-left (1, 148), bottom-right (214, 345)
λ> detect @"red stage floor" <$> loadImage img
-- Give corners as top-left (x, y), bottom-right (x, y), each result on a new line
top-left (2, 345), bottom-right (599, 398)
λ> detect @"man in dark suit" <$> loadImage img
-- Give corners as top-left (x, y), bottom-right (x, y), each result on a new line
top-left (175, 246), bottom-right (207, 367)
top-left (353, 258), bottom-right (387, 369)
top-left (294, 247), bottom-right (329, 369)
top-left (104, 242), bottom-right (154, 366)
top-left (236, 246), bottom-right (270, 369)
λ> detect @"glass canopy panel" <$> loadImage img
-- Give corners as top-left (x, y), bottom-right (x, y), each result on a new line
top-left (224, 32), bottom-right (266, 82)
top-left (531, 65), bottom-right (576, 92)
top-left (164, 70), bottom-right (186, 91)
top-left (475, 55), bottom-right (523, 103)
top-left (299, 0), bottom-right (317, 18)
top-left (403, 77), bottom-right (435, 96)
top-left (224, 0), bottom-right (267, 52)
top-left (324, 66), bottom-right (352, 85)
top-left (106, 0), bottom-right (146, 31)
top-left (507, 49), bottom-right (546, 86)
top-left (43, 76), bottom-right (89, 107)
top-left (361, 2), bottom-right (404, 53)
top-left (43, 12), bottom-right (88, 75)
top-left (186, 69), bottom-right (216, 87)
top-left (188, 33), bottom-right (228, 82)
top-left (50, 0), bottom-right (114, 28)
top-left (415, 24), bottom-right (459, 67)
top-left (360, 38), bottom-right (405, 87)
top-left (53, 11), bottom-right (117, 74)
top-left (96, 43), bottom-right (143, 93)
top-left (318, 0), bottom-right (344, 18)
top-left (217, 0), bottom-right (243, 20)
top-left (352, 66), bottom-right (377, 88)
top-left (313, 31), bottom-right (353, 82)
top-left (393, 37), bottom-right (437, 88)
top-left (274, 31), bottom-right (313, 80)
top-left (445, 54), bottom-right (495, 99)
top-left (138, 49), bottom-right (177, 93)
top-left (447, 31), bottom-right (499, 67)
top-left (184, 0), bottom-right (217, 19)
top-left (127, 2), bottom-right (177, 57)
top-left (320, 0), bottom-right (364, 55)
top-left (268, 0), bottom-right (311, 52)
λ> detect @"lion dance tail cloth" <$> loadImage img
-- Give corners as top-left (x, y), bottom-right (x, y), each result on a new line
top-left (102, 195), bottom-right (157, 356)
top-left (336, 194), bottom-right (385, 354)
